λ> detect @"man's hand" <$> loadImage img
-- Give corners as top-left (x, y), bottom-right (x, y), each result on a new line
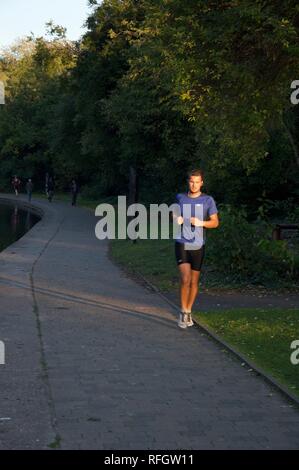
top-left (177, 216), bottom-right (184, 225)
top-left (190, 217), bottom-right (204, 227)
top-left (193, 214), bottom-right (219, 229)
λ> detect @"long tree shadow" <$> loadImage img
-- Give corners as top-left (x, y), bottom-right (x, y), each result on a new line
top-left (0, 275), bottom-right (178, 329)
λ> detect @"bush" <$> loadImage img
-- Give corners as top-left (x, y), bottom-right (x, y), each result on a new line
top-left (255, 197), bottom-right (299, 223)
top-left (79, 184), bottom-right (102, 201)
top-left (206, 204), bottom-right (298, 285)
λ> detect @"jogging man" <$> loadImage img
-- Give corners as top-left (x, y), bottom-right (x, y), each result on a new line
top-left (174, 169), bottom-right (219, 329)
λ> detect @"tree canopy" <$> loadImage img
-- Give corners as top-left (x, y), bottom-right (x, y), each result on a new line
top-left (0, 1), bottom-right (299, 208)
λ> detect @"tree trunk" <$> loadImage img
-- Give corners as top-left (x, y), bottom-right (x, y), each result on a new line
top-left (128, 166), bottom-right (139, 244)
top-left (128, 165), bottom-right (138, 206)
top-left (283, 117), bottom-right (299, 168)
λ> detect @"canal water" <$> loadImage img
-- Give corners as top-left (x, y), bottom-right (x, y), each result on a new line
top-left (0, 204), bottom-right (40, 252)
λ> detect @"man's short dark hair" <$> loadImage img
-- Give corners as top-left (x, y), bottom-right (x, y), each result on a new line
top-left (188, 169), bottom-right (204, 180)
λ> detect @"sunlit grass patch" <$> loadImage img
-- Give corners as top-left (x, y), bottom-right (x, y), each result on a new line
top-left (194, 308), bottom-right (299, 398)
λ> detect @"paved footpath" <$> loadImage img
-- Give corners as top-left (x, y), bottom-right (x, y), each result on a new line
top-left (0, 195), bottom-right (299, 450)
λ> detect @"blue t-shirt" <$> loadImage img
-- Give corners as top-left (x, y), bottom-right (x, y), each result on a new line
top-left (175, 193), bottom-right (218, 246)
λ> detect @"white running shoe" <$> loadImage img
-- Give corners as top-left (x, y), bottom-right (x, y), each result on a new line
top-left (186, 313), bottom-right (194, 327)
top-left (178, 312), bottom-right (188, 329)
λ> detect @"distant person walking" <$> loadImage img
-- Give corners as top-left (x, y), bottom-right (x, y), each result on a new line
top-left (45, 172), bottom-right (49, 197)
top-left (12, 176), bottom-right (21, 196)
top-left (47, 176), bottom-right (54, 202)
top-left (174, 169), bottom-right (219, 329)
top-left (26, 179), bottom-right (33, 202)
top-left (71, 179), bottom-right (79, 206)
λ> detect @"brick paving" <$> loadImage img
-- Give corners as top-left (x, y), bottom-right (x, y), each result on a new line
top-left (0, 195), bottom-right (298, 449)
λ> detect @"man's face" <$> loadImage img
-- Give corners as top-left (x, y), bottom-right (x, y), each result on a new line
top-left (188, 175), bottom-right (203, 193)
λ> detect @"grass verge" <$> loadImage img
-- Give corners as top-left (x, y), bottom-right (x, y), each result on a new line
top-left (110, 237), bottom-right (298, 293)
top-left (110, 238), bottom-right (179, 291)
top-left (194, 308), bottom-right (299, 399)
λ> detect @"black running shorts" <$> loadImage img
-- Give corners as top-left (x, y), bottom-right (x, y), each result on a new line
top-left (175, 242), bottom-right (205, 271)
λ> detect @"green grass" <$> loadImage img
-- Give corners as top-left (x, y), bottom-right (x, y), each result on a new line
top-left (194, 308), bottom-right (299, 398)
top-left (110, 237), bottom-right (279, 292)
top-left (110, 238), bottom-right (179, 291)
top-left (110, 231), bottom-right (246, 292)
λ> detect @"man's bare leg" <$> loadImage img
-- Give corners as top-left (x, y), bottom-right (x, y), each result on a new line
top-left (178, 263), bottom-right (192, 312)
top-left (186, 270), bottom-right (200, 312)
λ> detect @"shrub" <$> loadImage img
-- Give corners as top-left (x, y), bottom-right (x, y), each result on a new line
top-left (206, 204), bottom-right (298, 285)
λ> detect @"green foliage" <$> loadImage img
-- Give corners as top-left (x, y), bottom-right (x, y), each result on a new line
top-left (207, 204), bottom-right (298, 285)
top-left (1, 0), bottom-right (299, 211)
top-left (124, 0), bottom-right (299, 173)
top-left (0, 35), bottom-right (77, 189)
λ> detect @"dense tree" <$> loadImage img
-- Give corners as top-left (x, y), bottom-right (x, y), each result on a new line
top-left (0, 32), bottom-right (77, 189)
top-left (0, 0), bottom-right (298, 208)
